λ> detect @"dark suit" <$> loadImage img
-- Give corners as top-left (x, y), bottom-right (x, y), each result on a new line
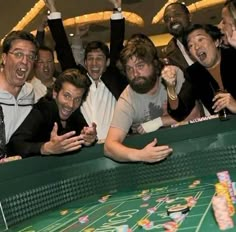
top-left (7, 97), bottom-right (87, 158)
top-left (48, 17), bottom-right (128, 100)
top-left (160, 38), bottom-right (190, 71)
top-left (168, 47), bottom-right (236, 121)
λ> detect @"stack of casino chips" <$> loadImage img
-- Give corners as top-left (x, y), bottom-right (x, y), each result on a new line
top-left (212, 171), bottom-right (236, 230)
top-left (217, 171), bottom-right (236, 204)
top-left (215, 182), bottom-right (235, 216)
top-left (212, 195), bottom-right (234, 230)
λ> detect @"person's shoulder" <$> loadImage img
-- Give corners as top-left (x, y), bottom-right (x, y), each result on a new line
top-left (221, 46), bottom-right (236, 57)
top-left (35, 97), bottom-right (57, 113)
top-left (161, 38), bottom-right (177, 56)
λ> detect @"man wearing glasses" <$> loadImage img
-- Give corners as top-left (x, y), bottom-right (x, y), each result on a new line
top-left (0, 30), bottom-right (39, 159)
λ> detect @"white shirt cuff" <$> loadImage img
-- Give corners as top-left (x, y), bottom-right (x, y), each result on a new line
top-left (141, 117), bottom-right (163, 133)
top-left (48, 12), bottom-right (61, 20)
top-left (111, 12), bottom-right (123, 20)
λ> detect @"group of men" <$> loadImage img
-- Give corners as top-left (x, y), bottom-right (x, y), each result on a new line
top-left (1, 0), bottom-right (236, 163)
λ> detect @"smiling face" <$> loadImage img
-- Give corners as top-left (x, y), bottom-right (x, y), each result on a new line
top-left (164, 4), bottom-right (191, 39)
top-left (53, 82), bottom-right (85, 121)
top-left (2, 39), bottom-right (37, 88)
top-left (187, 29), bottom-right (221, 68)
top-left (84, 48), bottom-right (109, 82)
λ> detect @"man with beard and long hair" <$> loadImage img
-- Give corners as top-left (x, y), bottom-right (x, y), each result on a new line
top-left (104, 38), bottom-right (189, 163)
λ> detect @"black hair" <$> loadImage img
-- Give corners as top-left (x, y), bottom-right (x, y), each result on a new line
top-left (53, 68), bottom-right (90, 102)
top-left (38, 45), bottom-right (54, 60)
top-left (182, 24), bottom-right (223, 51)
top-left (164, 2), bottom-right (190, 16)
top-left (84, 41), bottom-right (110, 60)
top-left (2, 30), bottom-right (39, 54)
top-left (120, 39), bottom-right (163, 77)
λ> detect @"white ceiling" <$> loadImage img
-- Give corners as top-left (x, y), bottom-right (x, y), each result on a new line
top-left (0, 0), bottom-right (225, 48)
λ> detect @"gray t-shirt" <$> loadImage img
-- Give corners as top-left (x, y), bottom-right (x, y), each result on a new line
top-left (111, 68), bottom-right (184, 133)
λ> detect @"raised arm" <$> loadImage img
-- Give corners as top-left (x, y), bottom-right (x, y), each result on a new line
top-left (109, 0), bottom-right (125, 66)
top-left (44, 0), bottom-right (86, 72)
top-left (35, 13), bottom-right (48, 46)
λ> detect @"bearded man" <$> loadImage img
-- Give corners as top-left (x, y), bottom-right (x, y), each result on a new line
top-left (103, 38), bottom-right (187, 163)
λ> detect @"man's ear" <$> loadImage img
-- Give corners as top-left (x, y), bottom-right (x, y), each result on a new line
top-left (52, 90), bottom-right (57, 99)
top-left (1, 53), bottom-right (6, 65)
top-left (106, 58), bottom-right (110, 67)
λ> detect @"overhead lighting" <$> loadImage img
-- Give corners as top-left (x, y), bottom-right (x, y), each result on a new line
top-left (152, 0), bottom-right (225, 24)
top-left (30, 11), bottom-right (144, 35)
top-left (63, 11), bottom-right (144, 27)
top-left (1, 0), bottom-right (44, 44)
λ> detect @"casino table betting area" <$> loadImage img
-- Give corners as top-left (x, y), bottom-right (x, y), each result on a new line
top-left (1, 115), bottom-right (236, 231)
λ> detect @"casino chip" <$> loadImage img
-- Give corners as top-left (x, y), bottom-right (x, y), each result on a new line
top-left (167, 204), bottom-right (190, 215)
top-left (116, 224), bottom-right (132, 232)
top-left (60, 210), bottom-right (68, 215)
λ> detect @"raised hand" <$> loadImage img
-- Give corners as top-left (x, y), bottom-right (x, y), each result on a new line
top-left (43, 0), bottom-right (57, 12)
top-left (41, 122), bottom-right (84, 155)
top-left (108, 0), bottom-right (121, 8)
top-left (161, 65), bottom-right (178, 87)
top-left (37, 13), bottom-right (48, 31)
top-left (213, 91), bottom-right (236, 114)
top-left (80, 122), bottom-right (97, 146)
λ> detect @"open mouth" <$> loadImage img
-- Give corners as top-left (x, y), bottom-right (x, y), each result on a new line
top-left (16, 67), bottom-right (27, 78)
top-left (171, 23), bottom-right (181, 30)
top-left (197, 52), bottom-right (207, 62)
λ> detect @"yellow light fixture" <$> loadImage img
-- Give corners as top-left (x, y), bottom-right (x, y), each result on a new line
top-left (30, 11), bottom-right (144, 35)
top-left (152, 0), bottom-right (226, 24)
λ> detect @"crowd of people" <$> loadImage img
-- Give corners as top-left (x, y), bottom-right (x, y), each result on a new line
top-left (0, 0), bottom-right (236, 163)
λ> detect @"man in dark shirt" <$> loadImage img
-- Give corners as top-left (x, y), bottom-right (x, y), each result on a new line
top-left (8, 69), bottom-right (97, 158)
top-left (162, 24), bottom-right (236, 121)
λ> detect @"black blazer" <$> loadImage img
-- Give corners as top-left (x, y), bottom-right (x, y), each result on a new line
top-left (160, 38), bottom-right (190, 71)
top-left (48, 17), bottom-right (128, 100)
top-left (168, 47), bottom-right (236, 121)
top-left (7, 97), bottom-right (87, 157)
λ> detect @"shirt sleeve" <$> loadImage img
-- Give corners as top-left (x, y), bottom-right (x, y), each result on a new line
top-left (110, 90), bottom-right (134, 133)
top-left (48, 12), bottom-right (61, 20)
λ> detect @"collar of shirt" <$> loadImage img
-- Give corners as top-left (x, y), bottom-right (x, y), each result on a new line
top-left (87, 73), bottom-right (102, 87)
top-left (176, 39), bottom-right (194, 66)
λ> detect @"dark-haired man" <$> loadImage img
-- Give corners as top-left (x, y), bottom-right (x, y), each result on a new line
top-left (161, 2), bottom-right (193, 70)
top-left (161, 2), bottom-right (204, 119)
top-left (0, 30), bottom-right (39, 158)
top-left (163, 24), bottom-right (236, 121)
top-left (104, 39), bottom-right (180, 163)
top-left (44, 0), bottom-right (127, 142)
top-left (8, 69), bottom-right (97, 158)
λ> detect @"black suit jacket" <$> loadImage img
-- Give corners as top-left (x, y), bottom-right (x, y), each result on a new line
top-left (160, 38), bottom-right (190, 71)
top-left (48, 17), bottom-right (128, 100)
top-left (168, 47), bottom-right (236, 121)
top-left (7, 97), bottom-right (87, 158)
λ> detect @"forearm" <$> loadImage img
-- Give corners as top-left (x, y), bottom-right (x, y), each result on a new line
top-left (104, 140), bottom-right (143, 162)
top-left (161, 115), bottom-right (177, 127)
top-left (7, 140), bottom-right (43, 158)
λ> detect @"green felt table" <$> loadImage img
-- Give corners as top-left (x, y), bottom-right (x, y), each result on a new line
top-left (8, 174), bottom-right (236, 232)
top-left (1, 115), bottom-right (236, 232)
